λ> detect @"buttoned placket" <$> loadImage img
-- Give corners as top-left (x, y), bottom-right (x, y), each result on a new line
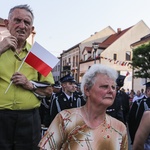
top-left (69, 97), bottom-right (73, 107)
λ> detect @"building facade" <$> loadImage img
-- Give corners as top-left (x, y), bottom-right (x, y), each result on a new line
top-left (51, 58), bottom-right (60, 81)
top-left (60, 20), bottom-right (150, 91)
top-left (60, 44), bottom-right (80, 82)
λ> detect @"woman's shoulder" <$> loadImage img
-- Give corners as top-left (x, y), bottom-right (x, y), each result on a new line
top-left (142, 110), bottom-right (150, 120)
top-left (107, 115), bottom-right (127, 131)
top-left (59, 107), bottom-right (83, 118)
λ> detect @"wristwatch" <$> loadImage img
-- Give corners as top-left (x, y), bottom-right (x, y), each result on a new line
top-left (32, 84), bottom-right (38, 91)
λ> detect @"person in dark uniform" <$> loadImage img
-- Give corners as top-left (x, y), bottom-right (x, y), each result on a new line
top-left (106, 75), bottom-right (130, 125)
top-left (40, 81), bottom-right (62, 136)
top-left (41, 81), bottom-right (62, 127)
top-left (39, 85), bottom-right (53, 127)
top-left (52, 81), bottom-right (62, 94)
top-left (74, 83), bottom-right (83, 95)
top-left (49, 74), bottom-right (86, 124)
top-left (128, 82), bottom-right (150, 144)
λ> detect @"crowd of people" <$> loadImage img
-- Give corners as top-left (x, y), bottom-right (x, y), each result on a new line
top-left (39, 74), bottom-right (86, 129)
top-left (39, 64), bottom-right (128, 150)
top-left (1, 4), bottom-right (150, 150)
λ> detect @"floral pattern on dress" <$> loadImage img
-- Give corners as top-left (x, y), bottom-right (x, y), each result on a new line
top-left (39, 108), bottom-right (128, 150)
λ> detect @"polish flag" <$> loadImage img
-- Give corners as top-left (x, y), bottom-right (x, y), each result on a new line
top-left (24, 42), bottom-right (59, 77)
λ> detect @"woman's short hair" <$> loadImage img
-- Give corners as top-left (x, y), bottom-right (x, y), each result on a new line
top-left (80, 64), bottom-right (118, 98)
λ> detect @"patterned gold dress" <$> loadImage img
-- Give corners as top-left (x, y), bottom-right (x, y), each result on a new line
top-left (39, 107), bottom-right (128, 150)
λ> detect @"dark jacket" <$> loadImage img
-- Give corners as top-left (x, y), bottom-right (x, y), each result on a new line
top-left (128, 96), bottom-right (150, 144)
top-left (49, 91), bottom-right (86, 125)
top-left (106, 90), bottom-right (130, 125)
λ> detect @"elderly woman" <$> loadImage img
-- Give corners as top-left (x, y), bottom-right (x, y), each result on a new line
top-left (39, 64), bottom-right (128, 150)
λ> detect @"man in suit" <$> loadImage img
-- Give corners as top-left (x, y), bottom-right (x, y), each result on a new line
top-left (49, 74), bottom-right (86, 124)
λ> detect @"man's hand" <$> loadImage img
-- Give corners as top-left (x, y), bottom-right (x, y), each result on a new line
top-left (0, 36), bottom-right (18, 55)
top-left (11, 72), bottom-right (53, 97)
top-left (11, 72), bottom-right (33, 90)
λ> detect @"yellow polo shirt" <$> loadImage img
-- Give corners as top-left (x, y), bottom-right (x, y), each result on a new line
top-left (0, 42), bottom-right (54, 110)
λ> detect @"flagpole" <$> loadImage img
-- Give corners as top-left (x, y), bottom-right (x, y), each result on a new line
top-left (5, 50), bottom-right (30, 94)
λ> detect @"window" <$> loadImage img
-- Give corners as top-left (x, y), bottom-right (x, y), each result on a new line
top-left (65, 60), bottom-right (67, 65)
top-left (126, 51), bottom-right (131, 61)
top-left (76, 55), bottom-right (78, 66)
top-left (84, 54), bottom-right (87, 61)
top-left (73, 56), bottom-right (75, 67)
top-left (113, 53), bottom-right (117, 61)
top-left (68, 58), bottom-right (71, 64)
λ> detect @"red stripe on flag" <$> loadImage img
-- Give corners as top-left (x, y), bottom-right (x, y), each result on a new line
top-left (25, 52), bottom-right (52, 77)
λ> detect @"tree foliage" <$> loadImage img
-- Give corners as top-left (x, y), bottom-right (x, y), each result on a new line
top-left (131, 43), bottom-right (150, 79)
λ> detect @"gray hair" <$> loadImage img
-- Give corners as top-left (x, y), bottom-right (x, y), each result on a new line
top-left (80, 64), bottom-right (118, 98)
top-left (8, 4), bottom-right (34, 21)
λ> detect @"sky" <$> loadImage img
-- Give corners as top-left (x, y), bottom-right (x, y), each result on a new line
top-left (1, 0), bottom-right (150, 57)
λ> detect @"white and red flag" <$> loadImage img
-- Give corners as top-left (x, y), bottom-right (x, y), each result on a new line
top-left (5, 42), bottom-right (59, 93)
top-left (25, 42), bottom-right (59, 77)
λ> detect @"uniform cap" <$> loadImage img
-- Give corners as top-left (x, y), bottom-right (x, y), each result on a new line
top-left (116, 75), bottom-right (126, 87)
top-left (60, 74), bottom-right (76, 83)
top-left (52, 81), bottom-right (61, 89)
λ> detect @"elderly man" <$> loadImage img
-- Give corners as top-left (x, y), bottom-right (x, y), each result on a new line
top-left (0, 4), bottom-right (54, 150)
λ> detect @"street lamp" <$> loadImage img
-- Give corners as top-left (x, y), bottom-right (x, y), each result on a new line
top-left (92, 42), bottom-right (99, 64)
